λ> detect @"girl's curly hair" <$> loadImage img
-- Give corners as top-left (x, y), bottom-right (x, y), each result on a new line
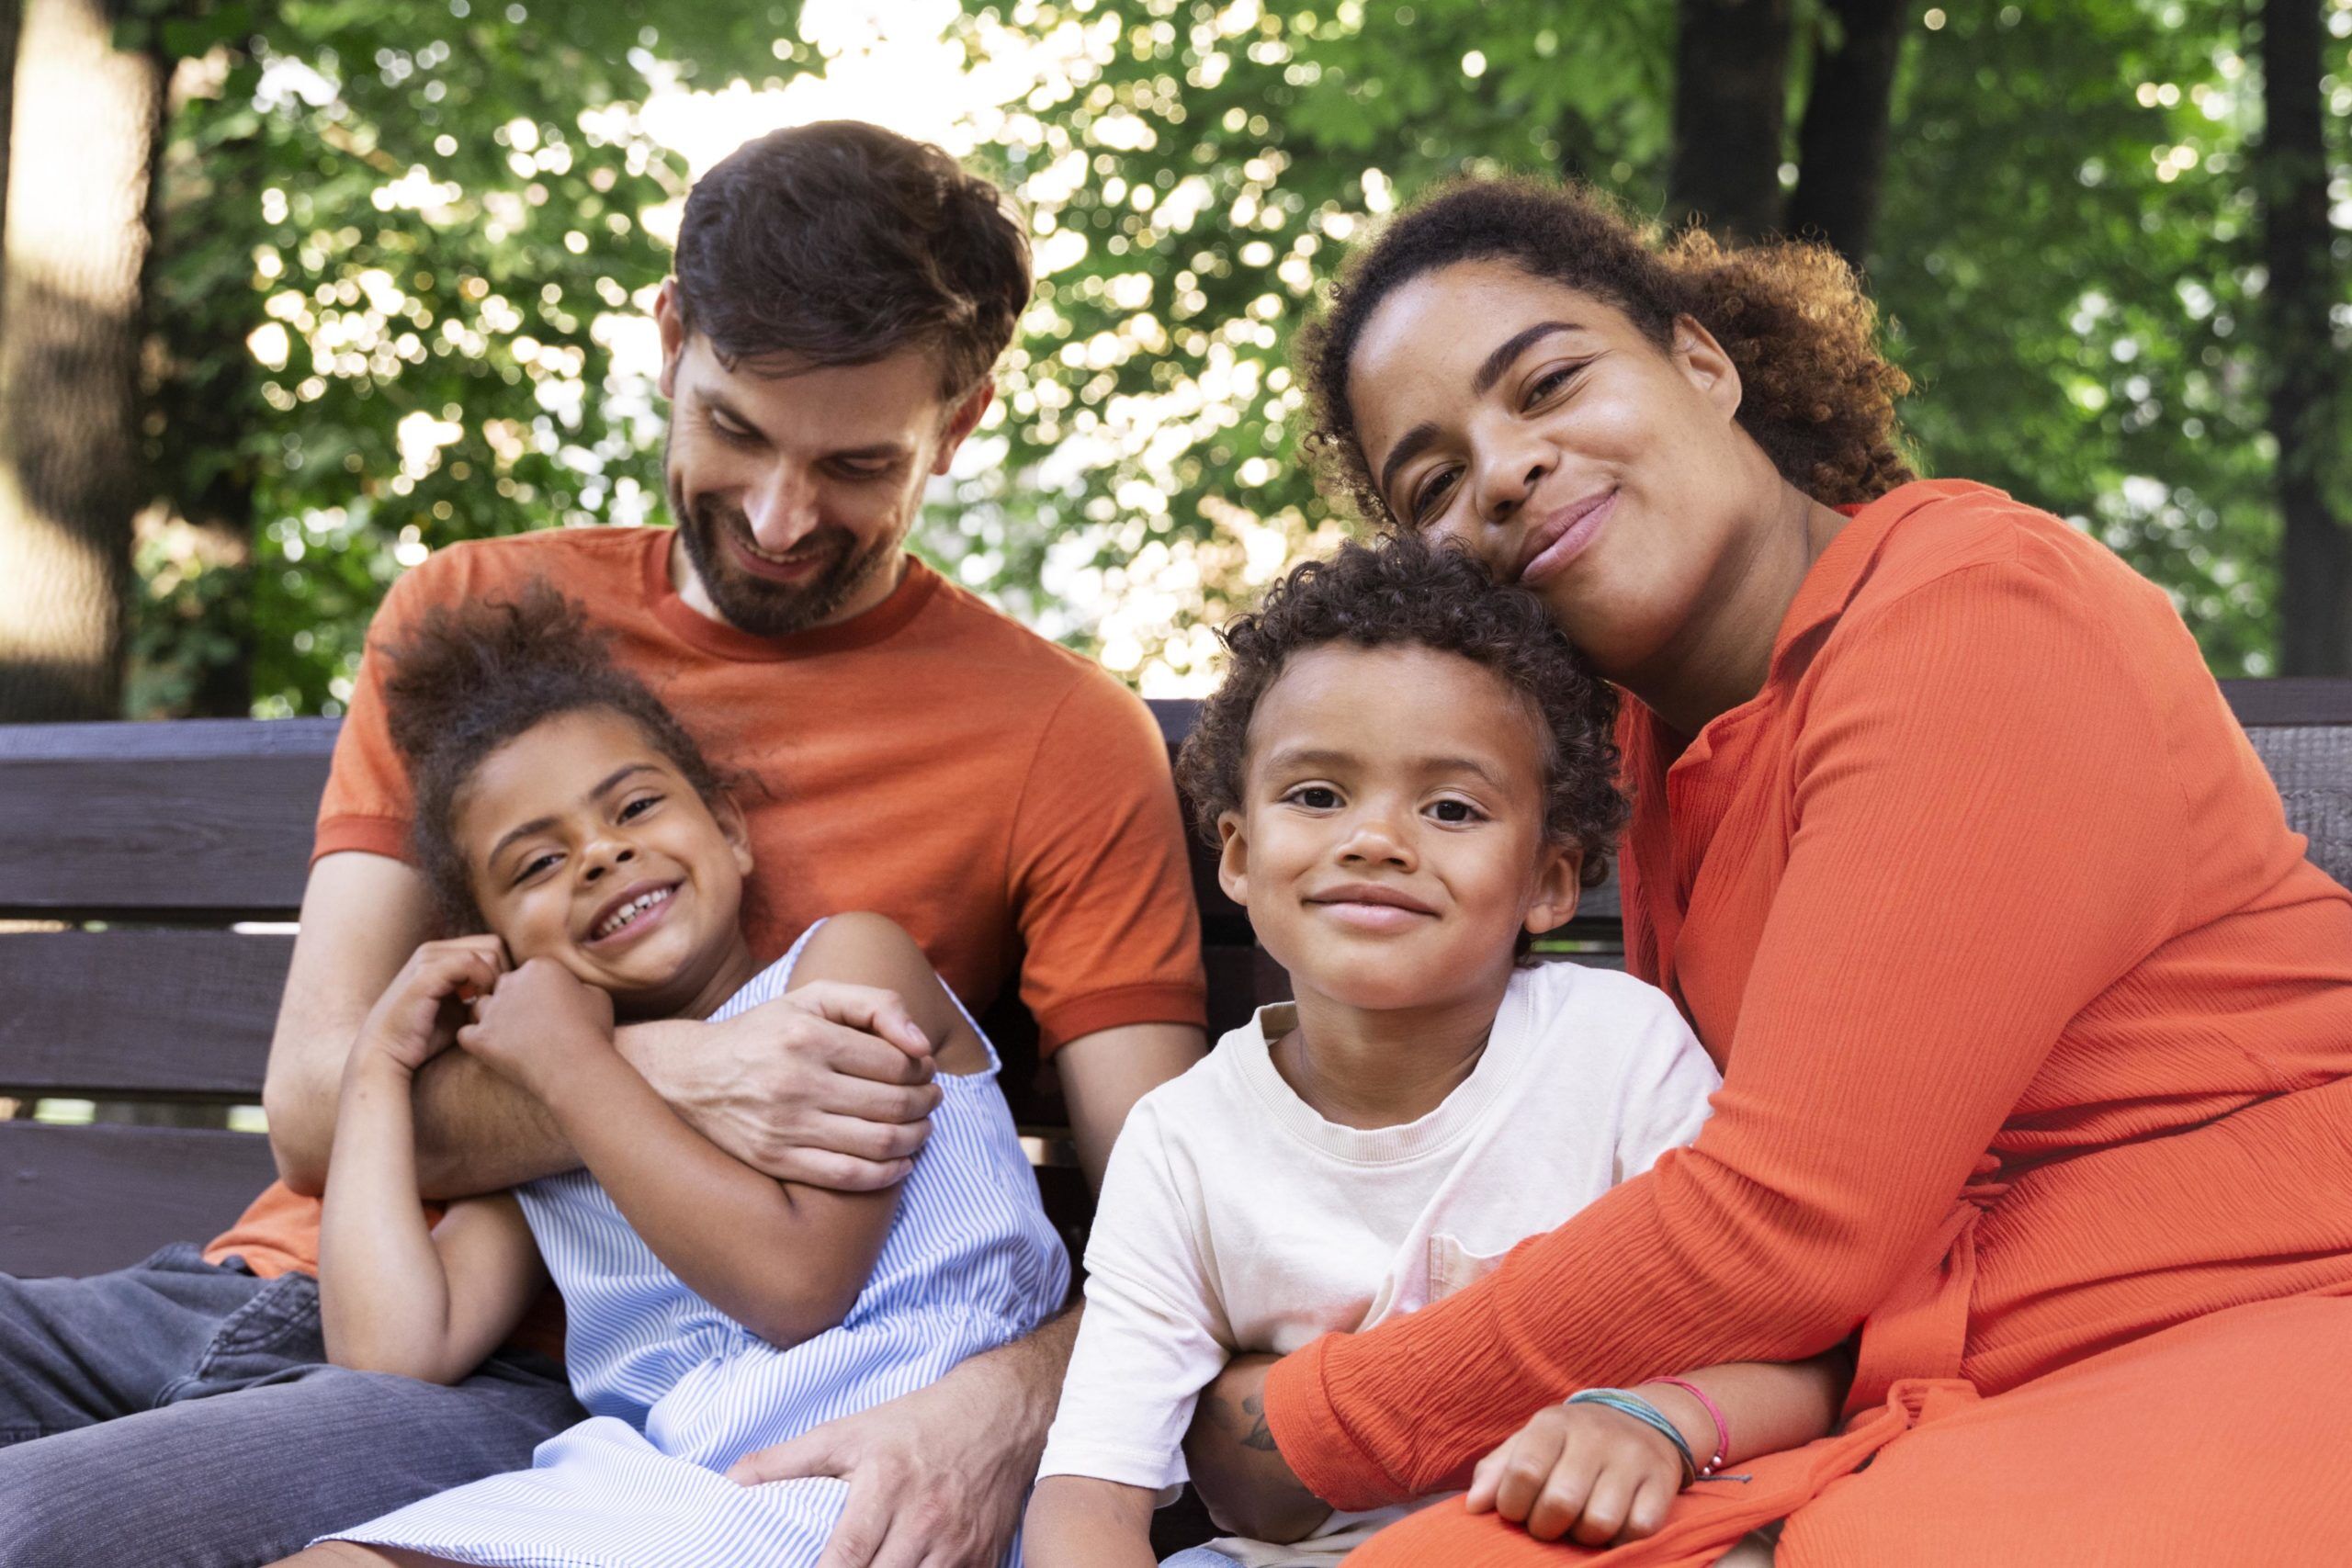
top-left (1176, 531), bottom-right (1623, 891)
top-left (380, 579), bottom-right (731, 934)
top-left (1297, 175), bottom-right (1915, 520)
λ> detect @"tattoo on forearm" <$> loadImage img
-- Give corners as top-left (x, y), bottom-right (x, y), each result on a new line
top-left (1240, 1393), bottom-right (1278, 1452)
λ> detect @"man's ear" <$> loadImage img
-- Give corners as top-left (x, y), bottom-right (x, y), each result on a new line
top-left (1522, 842), bottom-right (1583, 938)
top-left (1215, 809), bottom-right (1250, 909)
top-left (1670, 313), bottom-right (1742, 422)
top-left (714, 792), bottom-right (753, 879)
top-left (655, 279), bottom-right (687, 400)
top-left (932, 381), bottom-right (996, 476)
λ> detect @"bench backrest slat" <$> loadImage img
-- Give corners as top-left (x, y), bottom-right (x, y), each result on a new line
top-left (0, 931), bottom-right (289, 1100)
top-left (0, 1123), bottom-right (284, 1278)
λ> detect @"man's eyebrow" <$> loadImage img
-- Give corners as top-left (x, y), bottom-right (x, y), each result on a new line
top-left (1471, 321), bottom-right (1581, 395)
top-left (485, 762), bottom-right (662, 868)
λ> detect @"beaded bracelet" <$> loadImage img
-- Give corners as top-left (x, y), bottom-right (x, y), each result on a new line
top-left (1564, 1389), bottom-right (1699, 1486)
top-left (1647, 1376), bottom-right (1731, 1477)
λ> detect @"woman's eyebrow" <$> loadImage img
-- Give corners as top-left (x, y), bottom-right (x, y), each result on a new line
top-left (1376, 321), bottom-right (1588, 501)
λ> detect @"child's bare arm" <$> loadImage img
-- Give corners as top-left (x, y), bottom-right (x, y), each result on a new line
top-left (1022, 1476), bottom-right (1161, 1568)
top-left (1636, 1346), bottom-right (1852, 1472)
top-left (460, 914), bottom-right (976, 1350)
top-left (319, 939), bottom-right (548, 1382)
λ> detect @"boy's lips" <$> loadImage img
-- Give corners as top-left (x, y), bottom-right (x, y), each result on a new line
top-left (1306, 882), bottom-right (1439, 932)
top-left (582, 879), bottom-right (682, 948)
top-left (1517, 489), bottom-right (1616, 586)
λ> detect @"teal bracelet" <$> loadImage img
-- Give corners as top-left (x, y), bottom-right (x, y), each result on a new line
top-left (1565, 1389), bottom-right (1700, 1485)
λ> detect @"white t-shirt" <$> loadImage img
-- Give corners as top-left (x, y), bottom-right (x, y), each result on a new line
top-left (1036, 959), bottom-right (1722, 1565)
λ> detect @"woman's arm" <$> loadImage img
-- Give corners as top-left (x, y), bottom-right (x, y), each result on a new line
top-left (1261, 558), bottom-right (2194, 1509)
top-left (461, 914), bottom-right (979, 1349)
top-left (1023, 1477), bottom-right (1160, 1568)
top-left (319, 939), bottom-right (547, 1382)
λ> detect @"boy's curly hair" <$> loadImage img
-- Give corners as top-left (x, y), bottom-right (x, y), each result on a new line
top-left (1297, 175), bottom-right (1915, 521)
top-left (1176, 532), bottom-right (1623, 890)
top-left (380, 579), bottom-right (731, 934)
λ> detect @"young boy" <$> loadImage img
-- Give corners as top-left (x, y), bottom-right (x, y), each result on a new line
top-left (1024, 536), bottom-right (1844, 1567)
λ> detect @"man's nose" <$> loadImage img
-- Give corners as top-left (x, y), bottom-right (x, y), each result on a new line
top-left (744, 467), bottom-right (820, 552)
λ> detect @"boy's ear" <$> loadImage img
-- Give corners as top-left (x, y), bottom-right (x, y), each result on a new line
top-left (1522, 841), bottom-right (1583, 938)
top-left (714, 792), bottom-right (753, 878)
top-left (1214, 810), bottom-right (1250, 908)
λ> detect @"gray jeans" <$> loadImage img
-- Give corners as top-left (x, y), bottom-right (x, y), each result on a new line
top-left (0, 1242), bottom-right (584, 1568)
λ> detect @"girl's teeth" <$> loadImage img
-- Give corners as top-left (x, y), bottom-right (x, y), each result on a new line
top-left (597, 887), bottom-right (671, 938)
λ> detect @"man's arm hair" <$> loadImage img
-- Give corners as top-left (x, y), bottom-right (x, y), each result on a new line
top-left (1049, 1021), bottom-right (1204, 1190)
top-left (262, 850), bottom-right (590, 1197)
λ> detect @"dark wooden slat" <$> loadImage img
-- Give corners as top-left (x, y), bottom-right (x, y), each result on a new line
top-left (0, 719), bottom-right (334, 920)
top-left (0, 931), bottom-right (288, 1098)
top-left (0, 1123), bottom-right (280, 1278)
top-left (2222, 679), bottom-right (2352, 728)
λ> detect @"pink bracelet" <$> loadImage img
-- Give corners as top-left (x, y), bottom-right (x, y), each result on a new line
top-left (1649, 1378), bottom-right (1731, 1476)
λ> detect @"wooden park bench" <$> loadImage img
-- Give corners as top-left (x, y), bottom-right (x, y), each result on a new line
top-left (4, 681), bottom-right (2349, 1543)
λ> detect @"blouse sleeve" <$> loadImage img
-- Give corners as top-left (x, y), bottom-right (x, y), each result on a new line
top-left (1265, 550), bottom-right (2192, 1509)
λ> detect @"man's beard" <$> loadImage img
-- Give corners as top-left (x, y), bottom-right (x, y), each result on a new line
top-left (673, 488), bottom-right (900, 638)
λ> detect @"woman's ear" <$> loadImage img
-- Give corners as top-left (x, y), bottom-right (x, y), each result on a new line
top-left (1670, 313), bottom-right (1743, 421)
top-left (1522, 841), bottom-right (1584, 938)
top-left (1215, 810), bottom-right (1251, 909)
top-left (714, 792), bottom-right (753, 878)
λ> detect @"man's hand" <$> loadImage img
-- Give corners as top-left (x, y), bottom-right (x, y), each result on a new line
top-left (725, 1337), bottom-right (1055, 1568)
top-left (628, 983), bottom-right (943, 1190)
top-left (1182, 1353), bottom-right (1332, 1544)
top-left (1464, 1399), bottom-right (1688, 1547)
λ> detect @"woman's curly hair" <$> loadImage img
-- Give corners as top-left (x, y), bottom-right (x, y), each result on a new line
top-left (1176, 531), bottom-right (1623, 892)
top-left (381, 579), bottom-right (732, 934)
top-left (1297, 175), bottom-right (1915, 520)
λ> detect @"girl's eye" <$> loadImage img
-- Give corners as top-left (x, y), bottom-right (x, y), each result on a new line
top-left (514, 852), bottom-right (560, 885)
top-left (618, 795), bottom-right (662, 821)
top-left (1287, 785), bottom-right (1340, 810)
top-left (1430, 798), bottom-right (1483, 825)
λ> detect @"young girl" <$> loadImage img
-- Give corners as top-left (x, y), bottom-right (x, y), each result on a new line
top-left (1024, 535), bottom-right (1844, 1568)
top-left (276, 582), bottom-right (1069, 1568)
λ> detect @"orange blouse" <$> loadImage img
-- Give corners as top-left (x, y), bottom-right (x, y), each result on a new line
top-left (1265, 479), bottom-right (2352, 1510)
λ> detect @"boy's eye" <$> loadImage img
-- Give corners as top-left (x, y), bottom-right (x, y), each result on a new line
top-left (1430, 798), bottom-right (1483, 824)
top-left (1286, 785), bottom-right (1340, 809)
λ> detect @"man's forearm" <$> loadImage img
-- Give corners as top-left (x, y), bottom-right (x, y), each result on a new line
top-left (976, 1301), bottom-right (1082, 1451)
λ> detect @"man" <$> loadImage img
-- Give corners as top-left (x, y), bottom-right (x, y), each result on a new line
top-left (0, 120), bottom-right (1206, 1568)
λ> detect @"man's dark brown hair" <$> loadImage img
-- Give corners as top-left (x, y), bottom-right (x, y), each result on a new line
top-left (672, 120), bottom-right (1031, 398)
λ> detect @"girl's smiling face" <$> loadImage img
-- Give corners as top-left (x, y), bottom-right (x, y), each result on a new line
top-left (453, 706), bottom-right (756, 1020)
top-left (1217, 642), bottom-right (1583, 1017)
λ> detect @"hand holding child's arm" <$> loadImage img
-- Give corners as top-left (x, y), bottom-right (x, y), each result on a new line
top-left (1023, 1476), bottom-right (1161, 1568)
top-left (319, 938), bottom-right (548, 1383)
top-left (1464, 1348), bottom-right (1851, 1545)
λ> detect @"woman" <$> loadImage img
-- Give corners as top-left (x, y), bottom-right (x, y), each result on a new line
top-left (1189, 178), bottom-right (2352, 1563)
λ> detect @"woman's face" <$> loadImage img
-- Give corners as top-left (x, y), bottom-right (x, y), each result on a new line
top-left (1348, 258), bottom-right (1767, 678)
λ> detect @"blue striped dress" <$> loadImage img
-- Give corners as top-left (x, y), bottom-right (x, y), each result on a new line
top-left (325, 921), bottom-right (1071, 1567)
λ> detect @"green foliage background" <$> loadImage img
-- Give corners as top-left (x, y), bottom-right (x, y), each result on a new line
top-left (131, 0), bottom-right (2348, 713)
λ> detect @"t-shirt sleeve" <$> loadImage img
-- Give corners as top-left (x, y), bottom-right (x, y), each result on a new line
top-left (1264, 554), bottom-right (2191, 1510)
top-left (312, 560), bottom-right (448, 863)
top-left (1036, 1099), bottom-right (1230, 1495)
top-left (1005, 673), bottom-right (1206, 1051)
top-left (1605, 979), bottom-right (1723, 1184)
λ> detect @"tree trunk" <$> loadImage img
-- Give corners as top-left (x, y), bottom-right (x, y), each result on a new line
top-left (0, 0), bottom-right (21, 272)
top-left (1785, 0), bottom-right (1910, 271)
top-left (1668, 0), bottom-right (1794, 240)
top-left (2265, 0), bottom-right (2349, 674)
top-left (0, 0), bottom-right (167, 722)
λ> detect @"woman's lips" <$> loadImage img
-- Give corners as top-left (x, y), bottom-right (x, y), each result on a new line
top-left (1518, 491), bottom-right (1616, 587)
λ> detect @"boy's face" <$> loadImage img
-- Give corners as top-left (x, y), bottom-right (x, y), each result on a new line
top-left (1217, 643), bottom-right (1583, 1017)
top-left (455, 707), bottom-right (754, 1019)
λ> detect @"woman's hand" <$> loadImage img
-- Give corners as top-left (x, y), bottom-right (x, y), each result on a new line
top-left (458, 956), bottom-right (615, 1093)
top-left (1464, 1399), bottom-right (1687, 1546)
top-left (353, 935), bottom-right (509, 1076)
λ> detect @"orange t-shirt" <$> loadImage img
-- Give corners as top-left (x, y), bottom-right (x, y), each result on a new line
top-left (207, 525), bottom-right (1205, 1278)
top-left (1267, 479), bottom-right (2352, 1509)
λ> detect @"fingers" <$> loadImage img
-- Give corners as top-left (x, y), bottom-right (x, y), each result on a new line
top-left (725, 1427), bottom-right (841, 1487)
top-left (1565, 1461), bottom-right (1638, 1547)
top-left (764, 1148), bottom-right (916, 1192)
top-left (1464, 1444), bottom-right (1509, 1514)
top-left (786, 982), bottom-right (935, 1060)
top-left (808, 1470), bottom-right (898, 1568)
top-left (1622, 1471), bottom-right (1677, 1541)
top-left (1489, 1419), bottom-right (1566, 1529)
top-left (819, 1074), bottom-right (944, 1127)
top-left (800, 1111), bottom-right (933, 1167)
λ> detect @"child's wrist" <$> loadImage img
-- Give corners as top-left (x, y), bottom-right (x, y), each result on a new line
top-left (1635, 1379), bottom-right (1728, 1472)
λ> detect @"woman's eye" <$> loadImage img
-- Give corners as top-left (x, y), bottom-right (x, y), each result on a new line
top-left (1410, 468), bottom-right (1458, 525)
top-left (1524, 365), bottom-right (1577, 408)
